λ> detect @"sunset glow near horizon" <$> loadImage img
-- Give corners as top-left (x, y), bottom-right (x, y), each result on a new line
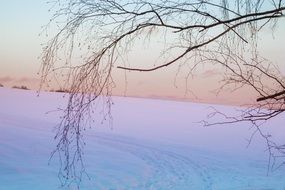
top-left (1, 1), bottom-right (285, 105)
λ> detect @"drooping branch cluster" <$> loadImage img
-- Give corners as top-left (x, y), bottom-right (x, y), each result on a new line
top-left (197, 42), bottom-right (285, 172)
top-left (201, 104), bottom-right (285, 174)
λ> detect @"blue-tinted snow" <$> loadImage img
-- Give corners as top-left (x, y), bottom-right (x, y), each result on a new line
top-left (0, 88), bottom-right (284, 190)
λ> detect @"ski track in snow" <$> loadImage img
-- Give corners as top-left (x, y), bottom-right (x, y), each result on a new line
top-left (92, 134), bottom-right (213, 190)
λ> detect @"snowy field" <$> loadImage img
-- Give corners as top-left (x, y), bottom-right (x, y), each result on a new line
top-left (0, 88), bottom-right (284, 190)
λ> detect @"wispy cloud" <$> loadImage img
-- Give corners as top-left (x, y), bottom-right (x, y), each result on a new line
top-left (0, 76), bottom-right (14, 83)
top-left (16, 77), bottom-right (40, 83)
top-left (200, 69), bottom-right (221, 78)
top-left (0, 76), bottom-right (40, 83)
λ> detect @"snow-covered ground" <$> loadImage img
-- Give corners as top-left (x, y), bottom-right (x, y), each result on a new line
top-left (0, 88), bottom-right (284, 190)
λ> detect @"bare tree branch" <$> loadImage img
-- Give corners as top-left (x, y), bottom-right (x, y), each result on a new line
top-left (40, 0), bottom-right (285, 187)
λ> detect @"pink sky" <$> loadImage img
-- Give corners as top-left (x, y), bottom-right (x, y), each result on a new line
top-left (0, 1), bottom-right (284, 106)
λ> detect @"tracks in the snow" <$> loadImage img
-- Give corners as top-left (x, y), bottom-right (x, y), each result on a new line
top-left (92, 134), bottom-right (213, 190)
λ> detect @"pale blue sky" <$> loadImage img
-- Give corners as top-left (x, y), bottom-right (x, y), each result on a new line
top-left (0, 1), bottom-right (51, 78)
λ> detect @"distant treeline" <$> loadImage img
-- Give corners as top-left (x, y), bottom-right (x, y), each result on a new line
top-left (49, 88), bottom-right (70, 93)
top-left (0, 84), bottom-right (71, 93)
top-left (12, 85), bottom-right (30, 90)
